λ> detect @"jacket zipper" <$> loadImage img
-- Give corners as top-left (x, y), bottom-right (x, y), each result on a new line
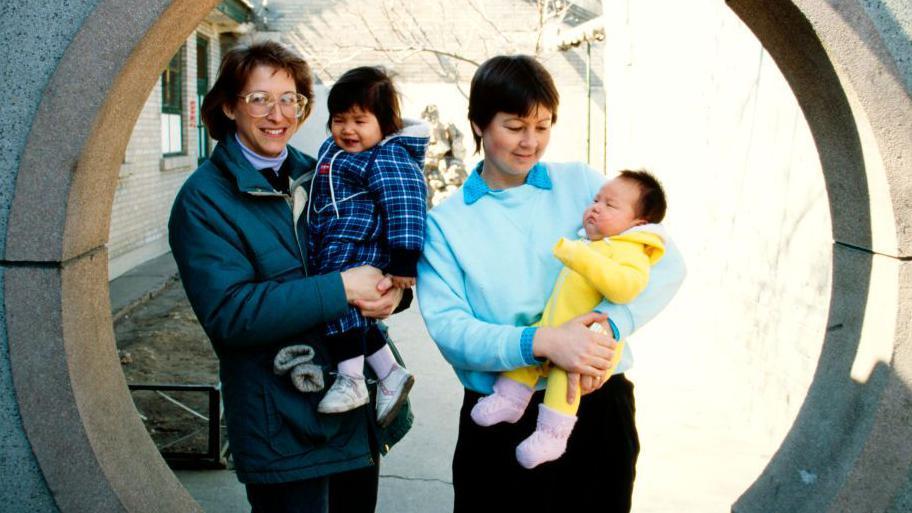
top-left (246, 184), bottom-right (309, 275)
top-left (290, 172), bottom-right (314, 274)
top-left (293, 213), bottom-right (308, 276)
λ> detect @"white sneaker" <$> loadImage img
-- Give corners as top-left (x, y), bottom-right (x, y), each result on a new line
top-left (317, 374), bottom-right (369, 414)
top-left (376, 366), bottom-right (415, 427)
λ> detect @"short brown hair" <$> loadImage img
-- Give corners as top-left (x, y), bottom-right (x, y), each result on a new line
top-left (327, 66), bottom-right (402, 137)
top-left (619, 169), bottom-right (667, 223)
top-left (201, 40), bottom-right (314, 141)
top-left (468, 55), bottom-right (559, 153)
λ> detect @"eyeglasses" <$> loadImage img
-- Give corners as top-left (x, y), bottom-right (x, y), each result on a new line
top-left (237, 91), bottom-right (309, 118)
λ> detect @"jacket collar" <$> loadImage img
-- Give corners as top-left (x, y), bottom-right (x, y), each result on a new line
top-left (463, 161), bottom-right (552, 205)
top-left (210, 133), bottom-right (316, 195)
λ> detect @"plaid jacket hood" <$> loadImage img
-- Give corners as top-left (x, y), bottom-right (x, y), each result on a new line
top-left (311, 119), bottom-right (429, 201)
top-left (308, 122), bottom-right (429, 268)
top-left (308, 120), bottom-right (429, 334)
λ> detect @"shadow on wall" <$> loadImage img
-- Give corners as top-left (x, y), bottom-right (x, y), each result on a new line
top-left (735, 244), bottom-right (877, 511)
top-left (844, 1), bottom-right (912, 92)
top-left (726, 0), bottom-right (912, 510)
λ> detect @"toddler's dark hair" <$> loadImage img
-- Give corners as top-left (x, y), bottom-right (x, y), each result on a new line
top-left (327, 66), bottom-right (402, 136)
top-left (619, 169), bottom-right (667, 223)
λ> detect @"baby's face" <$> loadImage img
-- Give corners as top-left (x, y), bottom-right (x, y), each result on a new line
top-left (330, 105), bottom-right (383, 153)
top-left (582, 178), bottom-right (644, 240)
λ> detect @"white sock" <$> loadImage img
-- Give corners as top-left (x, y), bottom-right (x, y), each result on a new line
top-left (337, 355), bottom-right (365, 379)
top-left (366, 345), bottom-right (397, 379)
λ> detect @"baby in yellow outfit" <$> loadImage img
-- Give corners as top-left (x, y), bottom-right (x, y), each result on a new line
top-left (470, 169), bottom-right (667, 469)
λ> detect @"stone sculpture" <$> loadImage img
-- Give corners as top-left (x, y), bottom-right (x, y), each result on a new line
top-left (421, 104), bottom-right (467, 207)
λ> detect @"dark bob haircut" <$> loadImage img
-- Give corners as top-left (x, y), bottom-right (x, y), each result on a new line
top-left (201, 40), bottom-right (314, 141)
top-left (619, 169), bottom-right (667, 223)
top-left (327, 66), bottom-right (402, 137)
top-left (468, 55), bottom-right (559, 153)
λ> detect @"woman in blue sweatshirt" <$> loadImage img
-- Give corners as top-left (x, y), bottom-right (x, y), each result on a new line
top-left (417, 55), bottom-right (686, 512)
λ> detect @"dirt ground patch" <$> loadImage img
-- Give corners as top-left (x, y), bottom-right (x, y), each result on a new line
top-left (114, 278), bottom-right (223, 459)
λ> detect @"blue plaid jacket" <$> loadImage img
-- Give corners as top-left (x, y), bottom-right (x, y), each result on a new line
top-left (308, 121), bottom-right (429, 334)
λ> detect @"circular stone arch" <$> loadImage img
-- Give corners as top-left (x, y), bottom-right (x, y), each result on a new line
top-left (4, 1), bottom-right (910, 512)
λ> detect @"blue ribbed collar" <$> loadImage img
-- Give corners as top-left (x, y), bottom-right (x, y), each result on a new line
top-left (462, 161), bottom-right (552, 205)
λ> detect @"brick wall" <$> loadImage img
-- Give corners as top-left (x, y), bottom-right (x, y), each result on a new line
top-left (108, 22), bottom-right (223, 279)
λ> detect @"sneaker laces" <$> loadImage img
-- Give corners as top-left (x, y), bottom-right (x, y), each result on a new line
top-left (328, 370), bottom-right (379, 385)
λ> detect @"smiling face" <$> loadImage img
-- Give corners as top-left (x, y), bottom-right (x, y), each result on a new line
top-left (583, 177), bottom-right (646, 240)
top-left (223, 65), bottom-right (300, 157)
top-left (473, 106), bottom-right (552, 189)
top-left (330, 105), bottom-right (384, 153)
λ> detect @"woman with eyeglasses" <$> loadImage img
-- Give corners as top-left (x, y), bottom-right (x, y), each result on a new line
top-left (168, 41), bottom-right (410, 513)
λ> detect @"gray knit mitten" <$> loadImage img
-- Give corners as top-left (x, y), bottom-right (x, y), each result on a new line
top-left (273, 344), bottom-right (324, 393)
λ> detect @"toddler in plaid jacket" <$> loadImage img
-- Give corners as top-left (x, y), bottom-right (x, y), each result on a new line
top-left (308, 66), bottom-right (427, 425)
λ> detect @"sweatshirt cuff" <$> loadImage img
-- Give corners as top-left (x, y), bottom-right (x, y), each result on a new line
top-left (520, 327), bottom-right (544, 365)
top-left (607, 318), bottom-right (620, 340)
top-left (385, 248), bottom-right (422, 278)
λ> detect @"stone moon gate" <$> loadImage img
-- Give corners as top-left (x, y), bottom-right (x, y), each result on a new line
top-left (0, 0), bottom-right (909, 511)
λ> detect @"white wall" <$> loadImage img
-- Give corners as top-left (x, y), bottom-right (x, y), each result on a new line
top-left (601, 1), bottom-right (832, 510)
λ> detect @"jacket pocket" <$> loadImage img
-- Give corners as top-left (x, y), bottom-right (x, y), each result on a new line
top-left (263, 378), bottom-right (341, 456)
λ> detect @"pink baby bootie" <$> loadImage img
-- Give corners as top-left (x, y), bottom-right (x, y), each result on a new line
top-left (470, 377), bottom-right (534, 427)
top-left (515, 404), bottom-right (577, 469)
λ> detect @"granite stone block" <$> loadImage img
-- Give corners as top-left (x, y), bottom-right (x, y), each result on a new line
top-left (6, 248), bottom-right (202, 512)
top-left (0, 1), bottom-right (99, 260)
top-left (0, 265), bottom-right (59, 512)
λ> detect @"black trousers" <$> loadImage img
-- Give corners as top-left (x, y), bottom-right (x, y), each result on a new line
top-left (245, 462), bottom-right (379, 513)
top-left (326, 324), bottom-right (387, 363)
top-left (453, 374), bottom-right (639, 513)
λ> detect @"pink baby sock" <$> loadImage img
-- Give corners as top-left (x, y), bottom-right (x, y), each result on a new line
top-left (470, 376), bottom-right (534, 427)
top-left (366, 344), bottom-right (397, 379)
top-left (515, 404), bottom-right (577, 469)
top-left (337, 355), bottom-right (365, 378)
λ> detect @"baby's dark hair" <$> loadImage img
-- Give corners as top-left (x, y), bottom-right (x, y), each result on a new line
top-left (327, 66), bottom-right (402, 136)
top-left (619, 169), bottom-right (667, 223)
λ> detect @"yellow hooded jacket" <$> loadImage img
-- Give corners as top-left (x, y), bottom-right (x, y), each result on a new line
top-left (538, 224), bottom-right (666, 330)
top-left (504, 224), bottom-right (667, 413)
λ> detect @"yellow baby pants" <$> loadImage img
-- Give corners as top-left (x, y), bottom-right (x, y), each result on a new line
top-left (502, 324), bottom-right (625, 415)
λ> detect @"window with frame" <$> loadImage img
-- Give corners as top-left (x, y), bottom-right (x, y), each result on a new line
top-left (196, 36), bottom-right (211, 164)
top-left (161, 45), bottom-right (185, 156)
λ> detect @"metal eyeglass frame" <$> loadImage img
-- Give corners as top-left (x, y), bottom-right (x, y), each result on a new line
top-left (236, 91), bottom-right (308, 119)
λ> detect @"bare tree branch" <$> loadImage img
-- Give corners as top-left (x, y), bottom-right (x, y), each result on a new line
top-left (535, 0), bottom-right (570, 54)
top-left (333, 43), bottom-right (481, 68)
top-left (353, 5), bottom-right (401, 65)
top-left (282, 0), bottom-right (572, 94)
top-left (466, 0), bottom-right (513, 46)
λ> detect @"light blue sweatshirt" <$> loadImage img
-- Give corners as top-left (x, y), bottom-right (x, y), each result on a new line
top-left (416, 161), bottom-right (686, 394)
